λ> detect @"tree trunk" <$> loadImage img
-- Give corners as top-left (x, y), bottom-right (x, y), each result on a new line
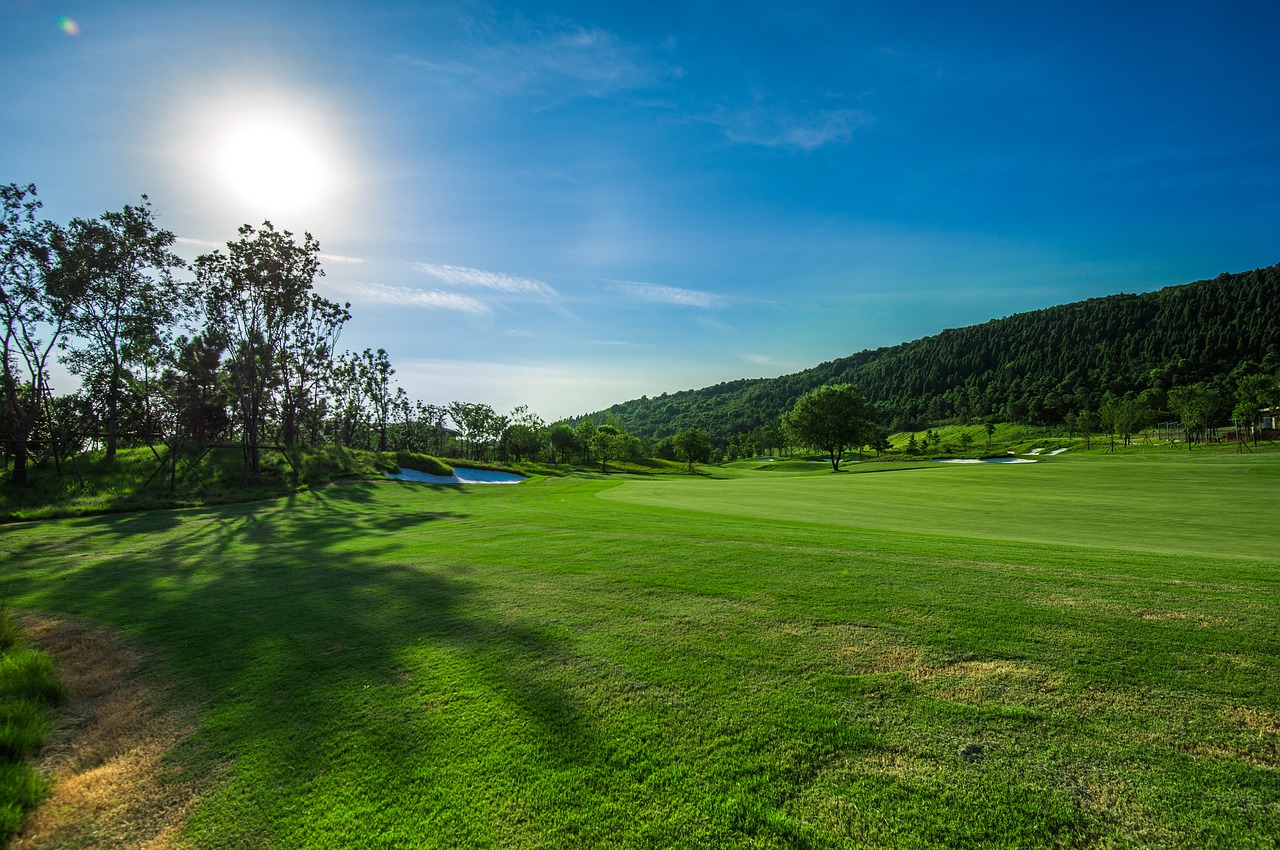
top-left (10, 437), bottom-right (29, 485)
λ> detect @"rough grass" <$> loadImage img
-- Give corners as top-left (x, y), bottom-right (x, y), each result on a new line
top-left (0, 611), bottom-right (65, 843)
top-left (3, 452), bottom-right (1279, 847)
top-left (9, 615), bottom-right (202, 850)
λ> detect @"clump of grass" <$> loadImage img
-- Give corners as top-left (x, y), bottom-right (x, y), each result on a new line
top-left (0, 609), bottom-right (66, 843)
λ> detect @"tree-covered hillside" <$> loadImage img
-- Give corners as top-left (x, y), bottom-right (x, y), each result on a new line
top-left (598, 265), bottom-right (1280, 440)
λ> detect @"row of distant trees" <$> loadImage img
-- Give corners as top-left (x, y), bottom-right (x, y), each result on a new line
top-left (6, 182), bottom-right (1274, 485)
top-left (1, 183), bottom-right (633, 484)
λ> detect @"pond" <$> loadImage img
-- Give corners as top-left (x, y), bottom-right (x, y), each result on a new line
top-left (386, 466), bottom-right (527, 485)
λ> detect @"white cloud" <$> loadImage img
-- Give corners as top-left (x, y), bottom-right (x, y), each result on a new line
top-left (399, 21), bottom-right (673, 101)
top-left (332, 281), bottom-right (490, 314)
top-left (738, 352), bottom-right (777, 366)
top-left (318, 252), bottom-right (365, 265)
top-left (607, 279), bottom-right (725, 308)
top-left (715, 101), bottom-right (874, 151)
top-left (175, 236), bottom-right (221, 249)
top-left (410, 263), bottom-right (558, 298)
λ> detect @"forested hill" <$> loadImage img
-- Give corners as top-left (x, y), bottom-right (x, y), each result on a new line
top-left (596, 264), bottom-right (1280, 440)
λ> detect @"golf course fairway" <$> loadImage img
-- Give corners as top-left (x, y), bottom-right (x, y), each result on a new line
top-left (4, 452), bottom-right (1278, 848)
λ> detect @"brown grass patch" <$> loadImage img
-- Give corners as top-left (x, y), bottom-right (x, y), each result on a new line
top-left (1230, 706), bottom-right (1280, 737)
top-left (10, 615), bottom-right (204, 850)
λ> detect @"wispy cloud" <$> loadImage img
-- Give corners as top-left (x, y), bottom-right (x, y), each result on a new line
top-left (607, 279), bottom-right (725, 308)
top-left (410, 263), bottom-right (558, 298)
top-left (738, 352), bottom-right (777, 366)
top-left (331, 281), bottom-right (490, 314)
top-left (178, 236), bottom-right (366, 266)
top-left (175, 236), bottom-right (220, 249)
top-left (399, 21), bottom-right (672, 101)
top-left (318, 252), bottom-right (365, 265)
top-left (714, 97), bottom-right (874, 151)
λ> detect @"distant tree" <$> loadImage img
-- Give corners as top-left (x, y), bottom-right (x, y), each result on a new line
top-left (357, 348), bottom-right (395, 452)
top-left (673, 427), bottom-right (711, 472)
top-left (56, 197), bottom-right (186, 462)
top-left (159, 333), bottom-right (230, 444)
top-left (782, 384), bottom-right (874, 472)
top-left (0, 184), bottom-right (73, 483)
top-left (1100, 394), bottom-right (1153, 448)
top-left (958, 431), bottom-right (974, 451)
top-left (193, 222), bottom-right (326, 476)
top-left (1234, 373), bottom-right (1274, 446)
top-left (868, 426), bottom-right (892, 457)
top-left (984, 421), bottom-right (996, 450)
top-left (277, 294), bottom-right (349, 447)
top-left (548, 422), bottom-right (577, 464)
top-left (575, 419), bottom-right (598, 465)
top-left (589, 423), bottom-right (623, 473)
top-left (1168, 383), bottom-right (1229, 448)
top-left (448, 401), bottom-right (502, 460)
top-left (501, 405), bottom-right (545, 462)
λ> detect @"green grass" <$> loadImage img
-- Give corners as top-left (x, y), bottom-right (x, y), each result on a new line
top-left (0, 610), bottom-right (66, 842)
top-left (2, 453), bottom-right (1278, 847)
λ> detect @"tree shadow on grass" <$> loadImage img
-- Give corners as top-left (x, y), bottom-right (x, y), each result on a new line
top-left (2, 483), bottom-right (602, 843)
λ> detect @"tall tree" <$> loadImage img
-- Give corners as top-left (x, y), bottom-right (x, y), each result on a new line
top-left (783, 384), bottom-right (874, 472)
top-left (673, 427), bottom-right (711, 472)
top-left (194, 222), bottom-right (325, 476)
top-left (278, 295), bottom-right (349, 448)
top-left (0, 184), bottom-right (71, 484)
top-left (358, 347), bottom-right (395, 452)
top-left (501, 405), bottom-right (545, 463)
top-left (56, 197), bottom-right (186, 461)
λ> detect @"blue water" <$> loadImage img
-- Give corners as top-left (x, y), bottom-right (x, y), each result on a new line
top-left (386, 466), bottom-right (527, 485)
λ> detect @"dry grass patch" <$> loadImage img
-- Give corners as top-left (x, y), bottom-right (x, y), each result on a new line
top-left (10, 615), bottom-right (204, 850)
top-left (1230, 705), bottom-right (1280, 738)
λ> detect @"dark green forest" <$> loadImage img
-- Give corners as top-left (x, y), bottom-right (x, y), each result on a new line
top-left (596, 265), bottom-right (1280, 441)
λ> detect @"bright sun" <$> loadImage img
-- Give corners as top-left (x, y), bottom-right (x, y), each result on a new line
top-left (216, 119), bottom-right (327, 213)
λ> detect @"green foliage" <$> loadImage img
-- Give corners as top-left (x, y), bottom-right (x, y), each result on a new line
top-left (599, 265), bottom-right (1280, 440)
top-left (673, 428), bottom-right (712, 472)
top-left (0, 610), bottom-right (64, 843)
top-left (782, 384), bottom-right (875, 471)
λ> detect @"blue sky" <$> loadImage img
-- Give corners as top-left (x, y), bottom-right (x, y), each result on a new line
top-left (4, 1), bottom-right (1279, 419)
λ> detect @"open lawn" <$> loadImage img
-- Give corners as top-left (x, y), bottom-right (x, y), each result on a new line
top-left (3, 453), bottom-right (1278, 848)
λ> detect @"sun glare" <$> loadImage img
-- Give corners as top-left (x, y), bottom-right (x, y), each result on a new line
top-left (215, 119), bottom-right (327, 214)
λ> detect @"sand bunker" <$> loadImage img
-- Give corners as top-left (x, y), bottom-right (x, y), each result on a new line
top-left (387, 466), bottom-right (526, 485)
top-left (935, 457), bottom-right (1037, 464)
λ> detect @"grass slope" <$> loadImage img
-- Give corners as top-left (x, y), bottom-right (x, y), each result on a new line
top-left (2, 454), bottom-right (1278, 847)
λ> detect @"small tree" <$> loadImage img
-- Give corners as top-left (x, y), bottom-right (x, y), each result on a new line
top-left (673, 427), bottom-right (711, 472)
top-left (782, 384), bottom-right (874, 472)
top-left (589, 424), bottom-right (622, 473)
top-left (548, 422), bottom-right (576, 464)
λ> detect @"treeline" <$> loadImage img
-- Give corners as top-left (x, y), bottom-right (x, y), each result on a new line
top-left (0, 184), bottom-right (597, 484)
top-left (597, 265), bottom-right (1280, 442)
